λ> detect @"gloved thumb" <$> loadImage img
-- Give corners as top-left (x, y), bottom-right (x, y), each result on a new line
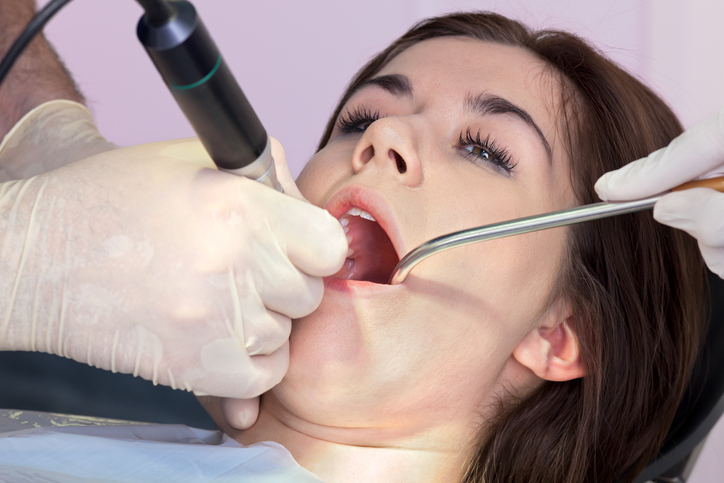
top-left (654, 188), bottom-right (724, 278)
top-left (270, 136), bottom-right (307, 202)
top-left (220, 396), bottom-right (261, 430)
top-left (595, 107), bottom-right (724, 201)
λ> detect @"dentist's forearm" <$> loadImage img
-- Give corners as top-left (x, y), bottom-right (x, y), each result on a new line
top-left (0, 0), bottom-right (84, 139)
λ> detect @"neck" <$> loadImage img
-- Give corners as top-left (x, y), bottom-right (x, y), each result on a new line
top-left (226, 393), bottom-right (472, 483)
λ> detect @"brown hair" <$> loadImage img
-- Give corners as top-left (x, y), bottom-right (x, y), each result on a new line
top-left (317, 12), bottom-right (707, 483)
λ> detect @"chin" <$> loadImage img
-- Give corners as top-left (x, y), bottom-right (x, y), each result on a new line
top-left (286, 298), bottom-right (367, 377)
top-left (273, 296), bottom-right (382, 424)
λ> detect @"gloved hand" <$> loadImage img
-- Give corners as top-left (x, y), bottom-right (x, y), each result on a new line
top-left (207, 135), bottom-right (335, 430)
top-left (208, 143), bottom-right (323, 430)
top-left (0, 100), bottom-right (118, 181)
top-left (595, 106), bottom-right (724, 277)
top-left (0, 101), bottom-right (348, 400)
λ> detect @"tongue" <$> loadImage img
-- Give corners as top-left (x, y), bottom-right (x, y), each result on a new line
top-left (334, 216), bottom-right (399, 284)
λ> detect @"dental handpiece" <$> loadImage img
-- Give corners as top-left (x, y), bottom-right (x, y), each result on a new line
top-left (388, 176), bottom-right (724, 285)
top-left (136, 0), bottom-right (282, 191)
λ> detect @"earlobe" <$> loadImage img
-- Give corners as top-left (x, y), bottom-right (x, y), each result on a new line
top-left (513, 305), bottom-right (586, 382)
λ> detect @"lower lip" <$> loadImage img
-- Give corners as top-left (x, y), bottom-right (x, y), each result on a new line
top-left (323, 277), bottom-right (403, 295)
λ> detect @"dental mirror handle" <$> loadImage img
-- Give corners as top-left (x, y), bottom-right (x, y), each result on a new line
top-left (136, 0), bottom-right (282, 191)
top-left (389, 176), bottom-right (724, 285)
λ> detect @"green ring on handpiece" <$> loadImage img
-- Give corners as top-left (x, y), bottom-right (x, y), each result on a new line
top-left (171, 54), bottom-right (221, 90)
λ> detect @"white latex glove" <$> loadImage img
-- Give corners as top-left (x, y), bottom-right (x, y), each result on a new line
top-left (595, 107), bottom-right (724, 277)
top-left (0, 102), bottom-right (348, 400)
top-left (0, 100), bottom-right (118, 181)
top-left (212, 139), bottom-right (327, 430)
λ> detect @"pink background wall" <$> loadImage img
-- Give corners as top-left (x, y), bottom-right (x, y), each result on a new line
top-left (39, 0), bottom-right (724, 176)
top-left (37, 0), bottom-right (724, 479)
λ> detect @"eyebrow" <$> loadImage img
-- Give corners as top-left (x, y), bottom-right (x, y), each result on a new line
top-left (465, 93), bottom-right (553, 163)
top-left (352, 74), bottom-right (413, 99)
top-left (349, 75), bottom-right (553, 162)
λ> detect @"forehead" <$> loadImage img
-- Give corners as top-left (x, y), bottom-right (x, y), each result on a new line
top-left (375, 37), bottom-right (563, 155)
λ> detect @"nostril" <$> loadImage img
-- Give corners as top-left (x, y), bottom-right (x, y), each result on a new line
top-left (390, 149), bottom-right (407, 174)
top-left (361, 145), bottom-right (375, 165)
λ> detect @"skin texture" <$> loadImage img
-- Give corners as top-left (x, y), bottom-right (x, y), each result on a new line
top-left (202, 38), bottom-right (585, 483)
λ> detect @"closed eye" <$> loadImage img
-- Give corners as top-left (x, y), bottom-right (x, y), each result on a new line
top-left (337, 106), bottom-right (382, 134)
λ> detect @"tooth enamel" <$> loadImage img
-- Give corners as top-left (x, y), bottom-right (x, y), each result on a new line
top-left (359, 211), bottom-right (376, 222)
top-left (342, 208), bottom-right (376, 222)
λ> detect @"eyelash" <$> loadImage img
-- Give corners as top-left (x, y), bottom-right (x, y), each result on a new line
top-left (337, 107), bottom-right (517, 175)
top-left (337, 106), bottom-right (380, 133)
top-left (458, 128), bottom-right (517, 174)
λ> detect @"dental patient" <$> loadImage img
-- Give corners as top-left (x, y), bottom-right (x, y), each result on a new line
top-left (199, 12), bottom-right (707, 483)
top-left (0, 10), bottom-right (707, 483)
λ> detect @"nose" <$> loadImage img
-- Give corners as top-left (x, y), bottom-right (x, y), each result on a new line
top-left (350, 117), bottom-right (423, 187)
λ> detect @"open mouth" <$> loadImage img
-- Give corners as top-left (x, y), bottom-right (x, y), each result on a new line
top-left (333, 207), bottom-right (400, 285)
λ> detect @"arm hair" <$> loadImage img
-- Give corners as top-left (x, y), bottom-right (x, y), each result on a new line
top-left (0, 0), bottom-right (85, 139)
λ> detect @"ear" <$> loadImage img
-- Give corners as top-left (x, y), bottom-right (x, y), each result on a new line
top-left (513, 297), bottom-right (585, 381)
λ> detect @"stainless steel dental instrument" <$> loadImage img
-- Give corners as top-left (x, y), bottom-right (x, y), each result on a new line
top-left (388, 176), bottom-right (724, 285)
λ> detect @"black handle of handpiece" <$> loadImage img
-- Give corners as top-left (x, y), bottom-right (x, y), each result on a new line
top-left (136, 0), bottom-right (281, 190)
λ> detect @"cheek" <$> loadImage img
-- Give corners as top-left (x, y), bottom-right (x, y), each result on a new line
top-left (296, 145), bottom-right (353, 206)
top-left (413, 214), bottom-right (567, 338)
top-left (484, 230), bottom-right (566, 316)
top-left (282, 291), bottom-right (512, 422)
top-left (420, 162), bottom-right (571, 314)
top-left (295, 159), bottom-right (326, 205)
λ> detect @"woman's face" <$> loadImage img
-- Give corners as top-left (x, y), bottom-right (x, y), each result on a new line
top-left (275, 38), bottom-right (576, 445)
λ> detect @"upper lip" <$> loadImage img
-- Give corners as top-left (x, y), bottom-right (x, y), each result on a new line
top-left (324, 184), bottom-right (404, 261)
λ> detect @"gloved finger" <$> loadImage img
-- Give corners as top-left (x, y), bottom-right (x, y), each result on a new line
top-left (256, 185), bottom-right (347, 277)
top-left (595, 107), bottom-right (724, 201)
top-left (246, 340), bottom-right (290, 394)
top-left (211, 340), bottom-right (290, 399)
top-left (284, 207), bottom-right (347, 278)
top-left (227, 250), bottom-right (319, 318)
top-left (269, 136), bottom-right (307, 202)
top-left (243, 310), bottom-right (292, 357)
top-left (220, 396), bottom-right (261, 430)
top-left (700, 244), bottom-right (724, 280)
top-left (653, 188), bottom-right (724, 277)
top-left (256, 265), bottom-right (325, 319)
top-left (653, 188), bottom-right (724, 249)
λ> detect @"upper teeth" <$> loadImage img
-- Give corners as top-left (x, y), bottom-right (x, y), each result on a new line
top-left (343, 207), bottom-right (376, 222)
